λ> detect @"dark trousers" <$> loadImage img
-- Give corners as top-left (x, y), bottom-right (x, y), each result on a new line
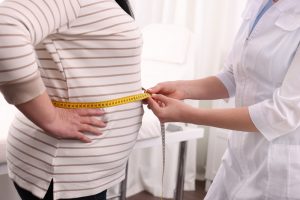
top-left (14, 180), bottom-right (107, 200)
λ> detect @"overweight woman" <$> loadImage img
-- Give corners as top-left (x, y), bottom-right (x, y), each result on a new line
top-left (0, 0), bottom-right (143, 199)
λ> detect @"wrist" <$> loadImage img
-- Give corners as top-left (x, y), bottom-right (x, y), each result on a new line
top-left (178, 103), bottom-right (195, 123)
top-left (40, 107), bottom-right (58, 132)
top-left (16, 92), bottom-right (58, 131)
top-left (178, 80), bottom-right (191, 99)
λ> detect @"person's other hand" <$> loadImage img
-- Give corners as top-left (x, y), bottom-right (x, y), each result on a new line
top-left (147, 81), bottom-right (186, 100)
top-left (43, 108), bottom-right (106, 143)
top-left (147, 94), bottom-right (190, 123)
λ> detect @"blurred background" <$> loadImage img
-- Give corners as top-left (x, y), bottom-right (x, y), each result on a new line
top-left (0, 0), bottom-right (247, 199)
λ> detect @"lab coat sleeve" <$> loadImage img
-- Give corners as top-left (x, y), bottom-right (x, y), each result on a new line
top-left (0, 0), bottom-right (80, 105)
top-left (249, 47), bottom-right (300, 141)
top-left (215, 50), bottom-right (236, 97)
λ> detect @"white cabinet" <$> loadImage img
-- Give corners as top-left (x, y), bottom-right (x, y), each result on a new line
top-left (204, 99), bottom-right (234, 191)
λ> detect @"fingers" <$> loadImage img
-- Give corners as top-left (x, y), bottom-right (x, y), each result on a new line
top-left (74, 132), bottom-right (92, 143)
top-left (151, 94), bottom-right (169, 104)
top-left (60, 123), bottom-right (102, 143)
top-left (55, 108), bottom-right (106, 142)
top-left (147, 84), bottom-right (162, 94)
top-left (79, 124), bottom-right (102, 136)
top-left (75, 108), bottom-right (105, 116)
top-left (147, 97), bottom-right (162, 113)
top-left (74, 109), bottom-right (106, 136)
top-left (80, 116), bottom-right (107, 128)
top-left (147, 94), bottom-right (170, 110)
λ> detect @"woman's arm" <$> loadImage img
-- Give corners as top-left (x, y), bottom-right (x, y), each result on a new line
top-left (0, 0), bottom-right (81, 105)
top-left (182, 76), bottom-right (230, 100)
top-left (182, 105), bottom-right (258, 132)
top-left (0, 1), bottom-right (105, 142)
top-left (147, 94), bottom-right (258, 133)
top-left (148, 76), bottom-right (230, 101)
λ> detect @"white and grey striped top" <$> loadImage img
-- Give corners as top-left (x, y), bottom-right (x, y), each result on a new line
top-left (0, 0), bottom-right (143, 199)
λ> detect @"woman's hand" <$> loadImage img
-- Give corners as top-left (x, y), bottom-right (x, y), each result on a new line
top-left (43, 107), bottom-right (106, 143)
top-left (147, 94), bottom-right (191, 123)
top-left (147, 81), bottom-right (187, 100)
top-left (16, 92), bottom-right (106, 143)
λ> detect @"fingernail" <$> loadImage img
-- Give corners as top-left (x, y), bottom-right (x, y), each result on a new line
top-left (85, 139), bottom-right (92, 143)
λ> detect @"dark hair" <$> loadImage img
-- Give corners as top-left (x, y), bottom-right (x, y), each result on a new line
top-left (115, 0), bottom-right (134, 18)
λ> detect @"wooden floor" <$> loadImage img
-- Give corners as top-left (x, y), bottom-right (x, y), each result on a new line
top-left (128, 181), bottom-right (206, 200)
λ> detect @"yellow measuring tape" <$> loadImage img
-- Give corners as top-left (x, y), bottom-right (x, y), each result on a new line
top-left (52, 92), bottom-right (150, 109)
top-left (52, 91), bottom-right (166, 200)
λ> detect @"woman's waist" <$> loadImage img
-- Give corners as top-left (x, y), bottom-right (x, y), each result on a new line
top-left (11, 103), bottom-right (143, 142)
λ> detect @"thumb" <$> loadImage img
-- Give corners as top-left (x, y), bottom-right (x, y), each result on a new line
top-left (147, 96), bottom-right (161, 112)
top-left (152, 94), bottom-right (170, 104)
top-left (147, 84), bottom-right (162, 94)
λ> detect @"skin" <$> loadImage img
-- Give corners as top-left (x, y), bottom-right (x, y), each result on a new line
top-left (17, 91), bottom-right (107, 143)
top-left (146, 76), bottom-right (259, 133)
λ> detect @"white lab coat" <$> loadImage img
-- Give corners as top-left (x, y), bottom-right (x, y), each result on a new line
top-left (205, 0), bottom-right (300, 199)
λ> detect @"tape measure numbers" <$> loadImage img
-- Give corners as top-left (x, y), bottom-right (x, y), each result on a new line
top-left (52, 92), bottom-right (151, 109)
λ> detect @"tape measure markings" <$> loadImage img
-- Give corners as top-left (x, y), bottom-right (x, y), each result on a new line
top-left (52, 92), bottom-right (150, 109)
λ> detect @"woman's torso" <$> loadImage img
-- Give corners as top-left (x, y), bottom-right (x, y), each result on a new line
top-left (6, 0), bottom-right (143, 199)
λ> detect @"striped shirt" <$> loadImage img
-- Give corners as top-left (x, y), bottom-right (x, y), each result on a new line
top-left (0, 0), bottom-right (143, 199)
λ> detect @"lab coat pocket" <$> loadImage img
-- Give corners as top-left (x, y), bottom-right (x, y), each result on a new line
top-left (275, 13), bottom-right (300, 31)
